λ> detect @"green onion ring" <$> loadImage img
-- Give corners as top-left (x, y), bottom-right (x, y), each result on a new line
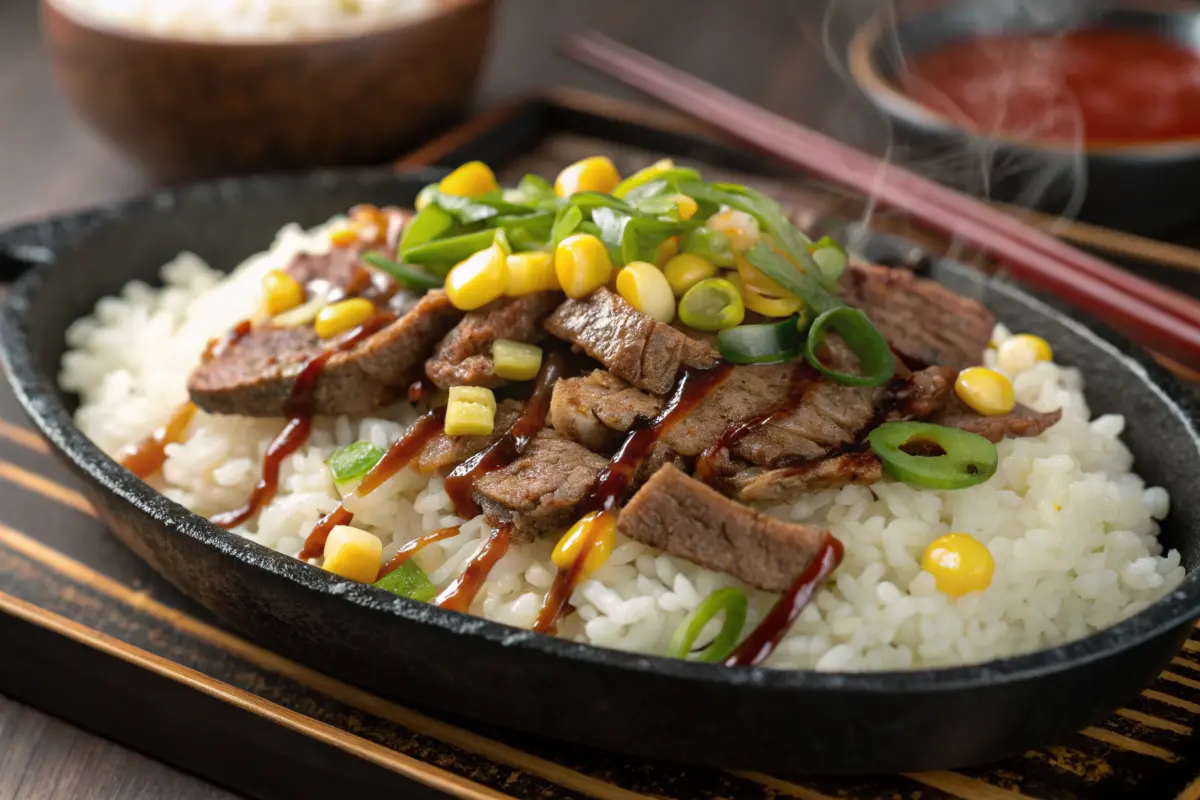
top-left (805, 307), bottom-right (895, 387)
top-left (667, 588), bottom-right (749, 662)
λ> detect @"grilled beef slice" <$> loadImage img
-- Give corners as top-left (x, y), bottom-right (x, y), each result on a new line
top-left (544, 288), bottom-right (719, 394)
top-left (189, 289), bottom-right (460, 417)
top-left (416, 399), bottom-right (525, 473)
top-left (935, 400), bottom-right (1063, 442)
top-left (616, 464), bottom-right (829, 591)
top-left (842, 263), bottom-right (994, 371)
top-left (425, 292), bottom-right (562, 389)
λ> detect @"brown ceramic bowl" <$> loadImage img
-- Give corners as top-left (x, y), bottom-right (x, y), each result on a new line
top-left (42, 0), bottom-right (494, 182)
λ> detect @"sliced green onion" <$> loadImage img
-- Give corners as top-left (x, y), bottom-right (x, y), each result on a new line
top-left (374, 560), bottom-right (437, 602)
top-left (678, 278), bottom-right (745, 332)
top-left (804, 307), bottom-right (894, 387)
top-left (562, 191), bottom-right (637, 215)
top-left (327, 440), bottom-right (385, 482)
top-left (361, 253), bottom-right (444, 291)
top-left (667, 588), bottom-right (748, 662)
top-left (809, 236), bottom-right (848, 282)
top-left (552, 204), bottom-right (584, 246)
top-left (503, 174), bottom-right (556, 205)
top-left (398, 205), bottom-right (454, 256)
top-left (868, 422), bottom-right (998, 490)
top-left (744, 243), bottom-right (840, 314)
top-left (430, 190), bottom-right (528, 224)
top-left (415, 182), bottom-right (440, 211)
top-left (613, 166), bottom-right (702, 200)
top-left (403, 229), bottom-right (497, 266)
top-left (718, 314), bottom-right (804, 364)
top-left (493, 228), bottom-right (513, 255)
top-left (680, 227), bottom-right (735, 267)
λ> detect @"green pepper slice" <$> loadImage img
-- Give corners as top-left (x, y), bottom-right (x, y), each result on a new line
top-left (327, 440), bottom-right (385, 483)
top-left (868, 422), bottom-right (998, 490)
top-left (402, 229), bottom-right (498, 266)
top-left (805, 307), bottom-right (895, 387)
top-left (679, 277), bottom-right (745, 332)
top-left (680, 227), bottom-right (735, 267)
top-left (667, 588), bottom-right (748, 662)
top-left (374, 560), bottom-right (437, 602)
top-left (718, 314), bottom-right (804, 364)
top-left (361, 253), bottom-right (444, 291)
top-left (398, 205), bottom-right (454, 256)
top-left (808, 235), bottom-right (848, 282)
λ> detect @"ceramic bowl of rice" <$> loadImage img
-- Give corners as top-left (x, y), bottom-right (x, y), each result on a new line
top-left (2, 168), bottom-right (1198, 773)
top-left (42, 0), bottom-right (494, 181)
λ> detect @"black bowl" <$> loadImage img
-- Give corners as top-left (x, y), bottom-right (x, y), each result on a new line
top-left (848, 2), bottom-right (1200, 236)
top-left (2, 168), bottom-right (1199, 774)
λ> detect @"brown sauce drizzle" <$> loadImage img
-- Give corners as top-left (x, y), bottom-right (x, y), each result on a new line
top-left (444, 352), bottom-right (566, 519)
top-left (533, 363), bottom-right (735, 634)
top-left (298, 407), bottom-right (446, 560)
top-left (723, 533), bottom-right (844, 667)
top-left (119, 402), bottom-right (198, 479)
top-left (201, 320), bottom-right (252, 362)
top-left (211, 312), bottom-right (398, 532)
top-left (376, 526), bottom-right (461, 581)
top-left (435, 524), bottom-right (511, 613)
top-left (694, 361), bottom-right (819, 483)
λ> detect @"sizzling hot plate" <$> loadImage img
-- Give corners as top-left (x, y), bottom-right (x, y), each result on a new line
top-left (2, 168), bottom-right (1198, 774)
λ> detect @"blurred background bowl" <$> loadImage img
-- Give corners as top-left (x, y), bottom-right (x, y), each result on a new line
top-left (41, 0), bottom-right (494, 183)
top-left (848, 2), bottom-right (1200, 236)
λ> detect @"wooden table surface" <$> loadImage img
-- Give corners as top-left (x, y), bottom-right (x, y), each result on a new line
top-left (0, 1), bottom-right (864, 798)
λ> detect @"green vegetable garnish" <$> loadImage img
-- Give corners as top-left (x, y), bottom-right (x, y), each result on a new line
top-left (613, 166), bottom-right (701, 200)
top-left (551, 204), bottom-right (584, 246)
top-left (667, 588), bottom-right (748, 662)
top-left (808, 235), bottom-right (848, 282)
top-left (743, 243), bottom-right (840, 314)
top-left (678, 278), bottom-right (745, 332)
top-left (868, 422), bottom-right (998, 490)
top-left (328, 440), bottom-right (385, 483)
top-left (374, 560), bottom-right (437, 602)
top-left (680, 227), bottom-right (735, 266)
top-left (503, 174), bottom-right (557, 206)
top-left (804, 307), bottom-right (894, 387)
top-left (718, 314), bottom-right (805, 364)
top-left (398, 205), bottom-right (454, 257)
top-left (361, 253), bottom-right (444, 291)
top-left (403, 229), bottom-right (499, 266)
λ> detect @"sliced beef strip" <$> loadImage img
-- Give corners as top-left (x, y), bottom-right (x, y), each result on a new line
top-left (616, 464), bottom-right (830, 592)
top-left (934, 400), bottom-right (1063, 442)
top-left (841, 262), bottom-right (994, 371)
top-left (544, 288), bottom-right (719, 395)
top-left (189, 290), bottom-right (461, 418)
top-left (425, 292), bottom-right (561, 389)
top-left (473, 431), bottom-right (610, 542)
top-left (416, 399), bottom-right (524, 473)
top-left (729, 452), bottom-right (884, 503)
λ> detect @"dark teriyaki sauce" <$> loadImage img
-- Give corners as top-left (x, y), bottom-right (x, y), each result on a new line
top-left (435, 524), bottom-right (512, 613)
top-left (377, 525), bottom-right (461, 581)
top-left (119, 402), bottom-right (198, 479)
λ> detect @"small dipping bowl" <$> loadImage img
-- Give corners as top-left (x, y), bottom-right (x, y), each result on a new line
top-left (42, 0), bottom-right (495, 182)
top-left (849, 2), bottom-right (1200, 235)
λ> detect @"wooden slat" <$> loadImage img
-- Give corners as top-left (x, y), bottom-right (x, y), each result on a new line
top-left (0, 460), bottom-right (94, 516)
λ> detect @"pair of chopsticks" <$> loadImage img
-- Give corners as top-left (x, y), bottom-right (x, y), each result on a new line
top-left (565, 34), bottom-right (1200, 372)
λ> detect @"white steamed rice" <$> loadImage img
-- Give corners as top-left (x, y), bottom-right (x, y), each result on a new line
top-left (60, 219), bottom-right (1186, 671)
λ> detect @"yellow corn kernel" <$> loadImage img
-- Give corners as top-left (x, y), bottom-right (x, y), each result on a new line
top-left (613, 158), bottom-right (675, 198)
top-left (322, 525), bottom-right (383, 583)
top-left (439, 161), bottom-right (499, 198)
top-left (997, 334), bottom-right (1053, 374)
top-left (493, 339), bottom-right (543, 381)
top-left (314, 298), bottom-right (375, 339)
top-left (445, 386), bottom-right (497, 437)
top-left (669, 193), bottom-right (698, 220)
top-left (329, 227), bottom-right (359, 248)
top-left (706, 209), bottom-right (760, 252)
top-left (654, 235), bottom-right (680, 266)
top-left (261, 269), bottom-right (305, 317)
top-left (662, 253), bottom-right (718, 297)
top-left (551, 510), bottom-right (617, 577)
top-left (505, 251), bottom-right (559, 295)
top-left (732, 250), bottom-right (789, 297)
top-left (954, 367), bottom-right (1015, 416)
top-left (555, 234), bottom-right (614, 299)
top-left (445, 244), bottom-right (508, 310)
top-left (555, 156), bottom-right (621, 197)
top-left (921, 532), bottom-right (994, 597)
top-left (726, 273), bottom-right (803, 318)
top-left (616, 261), bottom-right (675, 323)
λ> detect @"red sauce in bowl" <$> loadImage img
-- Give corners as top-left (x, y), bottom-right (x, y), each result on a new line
top-left (897, 29), bottom-right (1200, 144)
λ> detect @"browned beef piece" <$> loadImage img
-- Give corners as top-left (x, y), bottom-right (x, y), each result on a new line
top-left (189, 290), bottom-right (461, 417)
top-left (935, 400), bottom-right (1063, 442)
top-left (473, 431), bottom-right (610, 541)
top-left (841, 262), bottom-right (994, 371)
top-left (616, 464), bottom-right (829, 591)
top-left (544, 288), bottom-right (719, 395)
top-left (286, 248), bottom-right (367, 297)
top-left (416, 399), bottom-right (524, 472)
top-left (729, 452), bottom-right (884, 503)
top-left (425, 293), bottom-right (562, 389)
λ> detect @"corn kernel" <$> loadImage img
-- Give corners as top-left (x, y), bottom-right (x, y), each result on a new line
top-left (261, 269), bottom-right (305, 317)
top-left (445, 244), bottom-right (508, 310)
top-left (551, 510), bottom-right (617, 577)
top-left (921, 532), bottom-right (994, 597)
top-left (322, 525), bottom-right (383, 583)
top-left (329, 227), bottom-right (359, 248)
top-left (314, 298), bottom-right (375, 339)
top-left (997, 334), bottom-right (1053, 374)
top-left (555, 234), bottom-right (614, 299)
top-left (654, 235), bottom-right (680, 266)
top-left (492, 339), bottom-right (543, 381)
top-left (555, 156), bottom-right (621, 197)
top-left (726, 273), bottom-right (803, 318)
top-left (733, 250), bottom-right (790, 297)
top-left (616, 261), bottom-right (675, 323)
top-left (505, 251), bottom-right (559, 295)
top-left (445, 386), bottom-right (497, 437)
top-left (706, 209), bottom-right (760, 252)
top-left (439, 161), bottom-right (499, 198)
top-left (662, 253), bottom-right (718, 297)
top-left (669, 194), bottom-right (698, 220)
top-left (954, 367), bottom-right (1015, 416)
top-left (613, 158), bottom-right (675, 198)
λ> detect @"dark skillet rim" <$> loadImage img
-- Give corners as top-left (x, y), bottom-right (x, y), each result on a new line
top-left (1, 166), bottom-right (1198, 696)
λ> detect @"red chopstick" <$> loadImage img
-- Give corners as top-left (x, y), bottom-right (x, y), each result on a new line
top-left (565, 33), bottom-right (1200, 371)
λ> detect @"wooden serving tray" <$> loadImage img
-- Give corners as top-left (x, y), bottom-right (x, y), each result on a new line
top-left (1, 91), bottom-right (1199, 800)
